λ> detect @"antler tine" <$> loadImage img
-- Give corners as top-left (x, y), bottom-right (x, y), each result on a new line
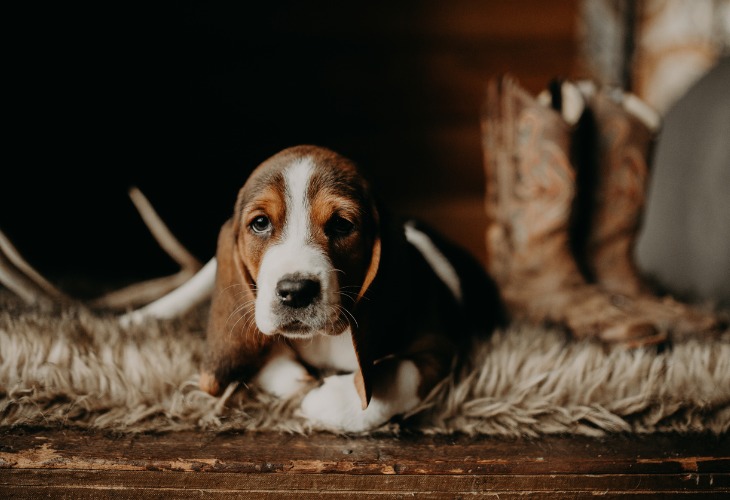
top-left (89, 269), bottom-right (197, 309)
top-left (91, 187), bottom-right (203, 310)
top-left (0, 248), bottom-right (48, 306)
top-left (120, 257), bottom-right (217, 326)
top-left (1, 188), bottom-right (208, 315)
top-left (127, 187), bottom-right (202, 272)
top-left (0, 228), bottom-right (70, 307)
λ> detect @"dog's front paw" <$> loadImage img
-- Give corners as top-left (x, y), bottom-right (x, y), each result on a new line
top-left (300, 373), bottom-right (388, 433)
top-left (199, 370), bottom-right (222, 396)
top-left (253, 354), bottom-right (313, 399)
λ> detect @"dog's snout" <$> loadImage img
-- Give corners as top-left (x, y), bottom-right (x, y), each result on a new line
top-left (276, 276), bottom-right (321, 308)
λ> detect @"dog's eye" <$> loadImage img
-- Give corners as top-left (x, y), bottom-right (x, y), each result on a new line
top-left (326, 215), bottom-right (355, 238)
top-left (250, 215), bottom-right (272, 234)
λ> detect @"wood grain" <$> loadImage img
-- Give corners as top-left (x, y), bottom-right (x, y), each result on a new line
top-left (1, 430), bottom-right (728, 497)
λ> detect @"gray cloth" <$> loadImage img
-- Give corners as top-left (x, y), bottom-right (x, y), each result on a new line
top-left (637, 57), bottom-right (730, 309)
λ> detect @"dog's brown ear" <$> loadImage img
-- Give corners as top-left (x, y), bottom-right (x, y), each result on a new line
top-left (351, 203), bottom-right (405, 409)
top-left (200, 219), bottom-right (273, 396)
top-left (357, 237), bottom-right (381, 302)
top-left (351, 301), bottom-right (375, 409)
top-left (343, 192), bottom-right (381, 410)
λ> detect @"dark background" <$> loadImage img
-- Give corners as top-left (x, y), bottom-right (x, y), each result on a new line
top-left (2, 1), bottom-right (579, 293)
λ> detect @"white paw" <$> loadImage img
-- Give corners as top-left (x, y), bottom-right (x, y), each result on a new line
top-left (300, 373), bottom-right (389, 432)
top-left (254, 354), bottom-right (312, 399)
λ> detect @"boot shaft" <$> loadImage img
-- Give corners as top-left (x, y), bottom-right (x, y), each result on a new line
top-left (577, 85), bottom-right (661, 294)
top-left (482, 77), bottom-right (584, 291)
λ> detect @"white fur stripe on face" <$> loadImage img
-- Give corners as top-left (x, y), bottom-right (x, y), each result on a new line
top-left (283, 158), bottom-right (315, 246)
top-left (254, 157), bottom-right (340, 336)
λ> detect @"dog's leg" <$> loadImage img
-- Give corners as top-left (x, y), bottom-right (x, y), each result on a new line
top-left (300, 357), bottom-right (423, 432)
top-left (253, 343), bottom-right (313, 398)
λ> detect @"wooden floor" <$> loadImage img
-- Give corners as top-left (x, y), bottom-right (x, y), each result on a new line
top-left (1, 430), bottom-right (728, 498)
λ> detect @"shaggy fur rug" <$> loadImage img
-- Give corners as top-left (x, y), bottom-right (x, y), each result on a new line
top-left (1, 291), bottom-right (729, 436)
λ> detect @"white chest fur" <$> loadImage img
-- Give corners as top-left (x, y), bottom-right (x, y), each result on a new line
top-left (293, 329), bottom-right (360, 373)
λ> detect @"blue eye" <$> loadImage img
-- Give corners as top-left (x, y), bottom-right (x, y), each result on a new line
top-left (250, 215), bottom-right (272, 234)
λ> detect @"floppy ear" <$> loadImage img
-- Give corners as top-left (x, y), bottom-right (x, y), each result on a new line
top-left (199, 218), bottom-right (274, 396)
top-left (350, 199), bottom-right (407, 410)
top-left (347, 186), bottom-right (381, 409)
top-left (351, 234), bottom-right (381, 409)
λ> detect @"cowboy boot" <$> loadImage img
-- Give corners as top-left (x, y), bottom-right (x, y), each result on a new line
top-left (566, 82), bottom-right (725, 337)
top-left (482, 76), bottom-right (664, 346)
top-left (577, 82), bottom-right (657, 294)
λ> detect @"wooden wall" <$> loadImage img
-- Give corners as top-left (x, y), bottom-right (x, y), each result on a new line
top-left (3, 0), bottom-right (581, 284)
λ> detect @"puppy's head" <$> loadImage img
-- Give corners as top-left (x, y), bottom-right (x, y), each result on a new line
top-left (231, 146), bottom-right (380, 339)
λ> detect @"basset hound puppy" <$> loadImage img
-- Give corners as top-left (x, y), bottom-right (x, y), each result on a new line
top-left (198, 145), bottom-right (502, 432)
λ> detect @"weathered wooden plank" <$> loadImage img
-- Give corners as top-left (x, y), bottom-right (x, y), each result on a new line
top-left (1, 431), bottom-right (728, 497)
top-left (1, 431), bottom-right (728, 476)
top-left (2, 470), bottom-right (728, 492)
top-left (1, 485), bottom-right (728, 500)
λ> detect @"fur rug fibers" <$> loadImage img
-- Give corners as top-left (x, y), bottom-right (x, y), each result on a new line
top-left (1, 292), bottom-right (729, 436)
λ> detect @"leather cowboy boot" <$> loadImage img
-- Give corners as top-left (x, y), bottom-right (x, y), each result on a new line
top-left (575, 82), bottom-right (657, 294)
top-left (482, 76), bottom-right (664, 346)
top-left (569, 82), bottom-right (726, 338)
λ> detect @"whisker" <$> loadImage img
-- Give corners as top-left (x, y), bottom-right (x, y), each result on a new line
top-left (221, 283), bottom-right (245, 294)
top-left (228, 313), bottom-right (247, 337)
top-left (324, 306), bottom-right (338, 336)
top-left (225, 300), bottom-right (255, 328)
top-left (228, 301), bottom-right (256, 335)
top-left (230, 289), bottom-right (252, 300)
top-left (242, 314), bottom-right (258, 335)
top-left (338, 290), bottom-right (359, 304)
top-left (336, 304), bottom-right (359, 329)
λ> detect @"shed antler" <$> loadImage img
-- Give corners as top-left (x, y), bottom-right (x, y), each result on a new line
top-left (0, 188), bottom-right (211, 317)
top-left (0, 229), bottom-right (71, 309)
top-left (89, 187), bottom-right (203, 309)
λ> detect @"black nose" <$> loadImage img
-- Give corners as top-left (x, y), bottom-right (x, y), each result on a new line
top-left (276, 277), bottom-right (321, 308)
